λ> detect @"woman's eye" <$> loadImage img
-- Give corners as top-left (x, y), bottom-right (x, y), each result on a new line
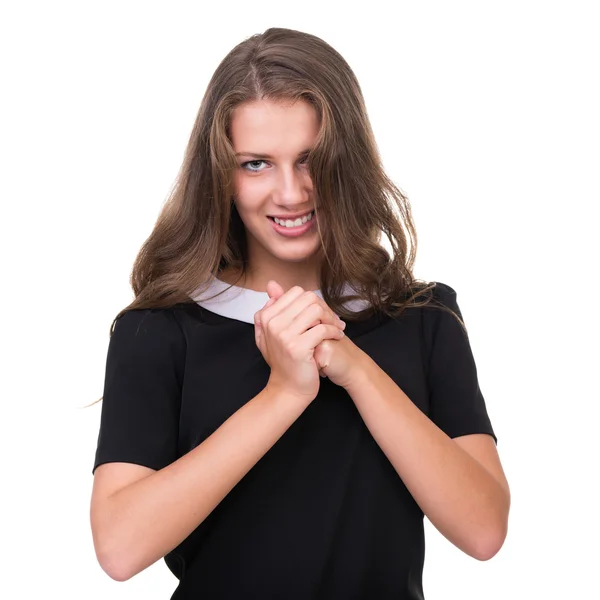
top-left (241, 156), bottom-right (309, 172)
top-left (241, 160), bottom-right (267, 172)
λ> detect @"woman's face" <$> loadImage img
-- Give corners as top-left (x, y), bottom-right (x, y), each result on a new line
top-left (230, 98), bottom-right (321, 272)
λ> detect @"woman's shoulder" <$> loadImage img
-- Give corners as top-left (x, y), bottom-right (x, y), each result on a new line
top-left (417, 281), bottom-right (469, 338)
top-left (398, 280), bottom-right (459, 313)
top-left (405, 280), bottom-right (463, 329)
top-left (105, 306), bottom-right (189, 377)
top-left (110, 303), bottom-right (193, 343)
top-left (429, 281), bottom-right (458, 306)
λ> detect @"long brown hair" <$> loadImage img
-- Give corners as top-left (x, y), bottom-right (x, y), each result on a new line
top-left (111, 27), bottom-right (462, 333)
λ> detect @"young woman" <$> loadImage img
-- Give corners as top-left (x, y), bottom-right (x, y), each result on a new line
top-left (90, 27), bottom-right (510, 599)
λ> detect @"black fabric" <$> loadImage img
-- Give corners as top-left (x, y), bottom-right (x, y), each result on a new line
top-left (93, 281), bottom-right (496, 599)
top-left (423, 284), bottom-right (497, 443)
top-left (94, 309), bottom-right (185, 472)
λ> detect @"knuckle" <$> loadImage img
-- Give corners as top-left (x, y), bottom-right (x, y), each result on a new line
top-left (312, 303), bottom-right (324, 317)
top-left (315, 323), bottom-right (327, 336)
top-left (319, 340), bottom-right (332, 355)
top-left (284, 339), bottom-right (297, 355)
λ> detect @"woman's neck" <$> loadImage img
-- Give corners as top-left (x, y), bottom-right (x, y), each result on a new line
top-left (218, 265), bottom-right (320, 293)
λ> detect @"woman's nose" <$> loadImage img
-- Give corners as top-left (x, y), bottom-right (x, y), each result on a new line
top-left (273, 165), bottom-right (309, 205)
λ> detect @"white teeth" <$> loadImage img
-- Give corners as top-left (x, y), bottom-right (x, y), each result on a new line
top-left (274, 210), bottom-right (314, 228)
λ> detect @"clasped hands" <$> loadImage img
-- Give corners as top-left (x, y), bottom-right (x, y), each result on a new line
top-left (254, 280), bottom-right (364, 401)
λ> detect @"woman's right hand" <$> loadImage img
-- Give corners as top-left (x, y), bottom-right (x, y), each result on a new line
top-left (254, 283), bottom-right (346, 403)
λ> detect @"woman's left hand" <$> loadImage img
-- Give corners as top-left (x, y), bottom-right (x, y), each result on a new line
top-left (266, 280), bottom-right (365, 389)
top-left (313, 334), bottom-right (364, 389)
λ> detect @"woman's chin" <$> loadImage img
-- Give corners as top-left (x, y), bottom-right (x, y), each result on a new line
top-left (263, 240), bottom-right (321, 264)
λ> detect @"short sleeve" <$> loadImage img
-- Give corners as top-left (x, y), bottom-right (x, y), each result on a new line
top-left (92, 308), bottom-right (186, 474)
top-left (424, 282), bottom-right (497, 443)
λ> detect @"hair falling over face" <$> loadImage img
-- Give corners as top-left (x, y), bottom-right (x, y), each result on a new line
top-left (111, 27), bottom-right (461, 336)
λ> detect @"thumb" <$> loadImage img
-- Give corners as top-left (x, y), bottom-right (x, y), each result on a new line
top-left (314, 343), bottom-right (331, 371)
top-left (266, 280), bottom-right (285, 300)
top-left (263, 296), bottom-right (277, 309)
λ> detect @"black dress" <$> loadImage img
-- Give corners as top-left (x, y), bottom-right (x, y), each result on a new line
top-left (93, 280), bottom-right (496, 599)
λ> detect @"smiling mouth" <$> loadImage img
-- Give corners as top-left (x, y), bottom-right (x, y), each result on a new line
top-left (267, 210), bottom-right (315, 228)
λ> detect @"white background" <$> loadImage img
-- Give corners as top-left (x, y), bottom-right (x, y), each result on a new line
top-left (1, 1), bottom-right (598, 598)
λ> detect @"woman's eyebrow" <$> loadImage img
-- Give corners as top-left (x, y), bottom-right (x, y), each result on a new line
top-left (235, 149), bottom-right (312, 159)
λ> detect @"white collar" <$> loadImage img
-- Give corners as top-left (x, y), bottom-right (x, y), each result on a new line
top-left (191, 277), bottom-right (369, 324)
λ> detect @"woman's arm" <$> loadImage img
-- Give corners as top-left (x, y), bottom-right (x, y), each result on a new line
top-left (91, 385), bottom-right (311, 582)
top-left (344, 352), bottom-right (510, 561)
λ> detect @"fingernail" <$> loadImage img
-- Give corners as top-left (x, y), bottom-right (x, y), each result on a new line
top-left (338, 319), bottom-right (346, 330)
